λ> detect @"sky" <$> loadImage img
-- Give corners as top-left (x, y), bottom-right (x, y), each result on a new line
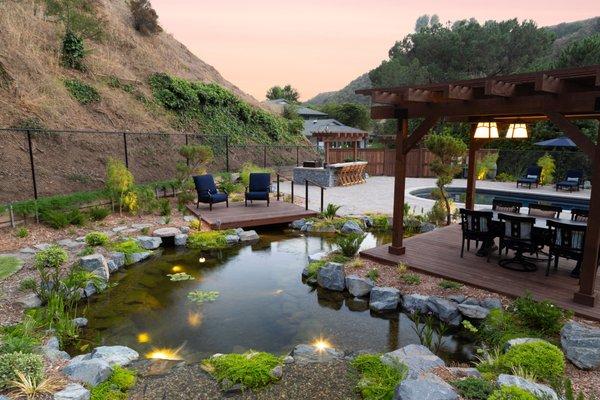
top-left (151, 0), bottom-right (598, 101)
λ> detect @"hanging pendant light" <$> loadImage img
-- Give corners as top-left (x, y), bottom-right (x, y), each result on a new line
top-left (473, 122), bottom-right (499, 139)
top-left (506, 123), bottom-right (528, 139)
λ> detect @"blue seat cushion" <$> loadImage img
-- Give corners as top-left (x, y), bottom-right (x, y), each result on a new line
top-left (199, 192), bottom-right (228, 203)
top-left (557, 180), bottom-right (578, 187)
top-left (518, 177), bottom-right (537, 183)
top-left (246, 191), bottom-right (269, 200)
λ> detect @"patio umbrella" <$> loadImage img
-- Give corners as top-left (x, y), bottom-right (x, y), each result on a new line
top-left (533, 136), bottom-right (576, 148)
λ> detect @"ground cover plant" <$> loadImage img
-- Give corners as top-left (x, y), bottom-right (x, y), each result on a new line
top-left (0, 255), bottom-right (24, 280)
top-left (85, 231), bottom-right (109, 247)
top-left (90, 366), bottom-right (137, 400)
top-left (351, 354), bottom-right (407, 400)
top-left (451, 377), bottom-right (496, 400)
top-left (187, 230), bottom-right (231, 250)
top-left (109, 239), bottom-right (147, 264)
top-left (0, 352), bottom-right (44, 389)
top-left (335, 232), bottom-right (366, 257)
top-left (202, 351), bottom-right (283, 389)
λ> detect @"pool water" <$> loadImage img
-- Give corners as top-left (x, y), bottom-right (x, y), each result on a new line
top-left (78, 229), bottom-right (473, 362)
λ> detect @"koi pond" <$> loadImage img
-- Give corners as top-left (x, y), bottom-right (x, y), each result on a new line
top-left (78, 229), bottom-right (474, 362)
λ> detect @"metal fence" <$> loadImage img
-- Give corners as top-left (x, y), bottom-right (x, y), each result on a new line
top-left (0, 128), bottom-right (318, 203)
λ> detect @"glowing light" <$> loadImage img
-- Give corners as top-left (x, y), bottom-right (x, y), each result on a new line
top-left (311, 337), bottom-right (332, 352)
top-left (145, 348), bottom-right (183, 361)
top-left (137, 332), bottom-right (151, 344)
top-left (505, 123), bottom-right (528, 139)
top-left (187, 311), bottom-right (203, 327)
top-left (473, 122), bottom-right (499, 139)
top-left (171, 266), bottom-right (183, 273)
top-left (198, 257), bottom-right (206, 263)
top-left (273, 289), bottom-right (284, 296)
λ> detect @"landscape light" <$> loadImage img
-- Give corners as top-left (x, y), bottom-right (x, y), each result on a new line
top-left (473, 122), bottom-right (499, 139)
top-left (145, 347), bottom-right (183, 361)
top-left (311, 337), bottom-right (332, 352)
top-left (198, 257), bottom-right (206, 263)
top-left (505, 123), bottom-right (528, 139)
top-left (137, 332), bottom-right (151, 344)
top-left (171, 266), bottom-right (183, 273)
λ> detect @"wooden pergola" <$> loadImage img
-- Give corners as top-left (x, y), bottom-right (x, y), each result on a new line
top-left (357, 64), bottom-right (600, 307)
top-left (313, 130), bottom-right (369, 162)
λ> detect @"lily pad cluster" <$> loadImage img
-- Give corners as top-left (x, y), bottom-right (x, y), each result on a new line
top-left (187, 290), bottom-right (220, 303)
top-left (167, 272), bottom-right (195, 281)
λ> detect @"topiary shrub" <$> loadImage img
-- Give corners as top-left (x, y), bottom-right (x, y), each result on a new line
top-left (451, 377), bottom-right (496, 400)
top-left (487, 385), bottom-right (537, 400)
top-left (0, 352), bottom-right (44, 389)
top-left (202, 351), bottom-right (282, 389)
top-left (351, 354), bottom-right (407, 400)
top-left (61, 30), bottom-right (86, 70)
top-left (65, 79), bottom-right (100, 104)
top-left (85, 232), bottom-right (110, 247)
top-left (187, 231), bottom-right (229, 250)
top-left (498, 341), bottom-right (565, 383)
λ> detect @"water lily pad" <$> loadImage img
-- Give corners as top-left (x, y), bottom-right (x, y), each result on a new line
top-left (167, 272), bottom-right (195, 281)
top-left (187, 290), bottom-right (220, 303)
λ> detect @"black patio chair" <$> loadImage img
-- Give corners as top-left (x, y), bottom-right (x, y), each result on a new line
top-left (492, 198), bottom-right (522, 214)
top-left (516, 166), bottom-right (542, 189)
top-left (245, 173), bottom-right (271, 207)
top-left (546, 220), bottom-right (586, 277)
top-left (571, 208), bottom-right (589, 222)
top-left (528, 203), bottom-right (562, 219)
top-left (193, 174), bottom-right (229, 211)
top-left (459, 209), bottom-right (495, 262)
top-left (498, 213), bottom-right (538, 271)
top-left (556, 170), bottom-right (584, 192)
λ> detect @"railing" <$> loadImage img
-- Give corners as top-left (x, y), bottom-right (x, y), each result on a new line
top-left (272, 174), bottom-right (325, 213)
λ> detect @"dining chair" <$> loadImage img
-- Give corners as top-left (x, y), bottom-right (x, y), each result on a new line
top-left (528, 203), bottom-right (562, 219)
top-left (497, 213), bottom-right (538, 271)
top-left (492, 198), bottom-right (522, 214)
top-left (570, 208), bottom-right (589, 223)
top-left (459, 209), bottom-right (495, 262)
top-left (546, 220), bottom-right (586, 277)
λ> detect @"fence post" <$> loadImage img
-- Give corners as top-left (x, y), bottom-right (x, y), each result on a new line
top-left (122, 132), bottom-right (129, 168)
top-left (263, 145), bottom-right (267, 168)
top-left (9, 203), bottom-right (15, 228)
top-left (26, 130), bottom-right (38, 200)
top-left (291, 181), bottom-right (294, 204)
top-left (296, 146), bottom-right (299, 166)
top-left (276, 174), bottom-right (280, 201)
top-left (305, 180), bottom-right (309, 211)
top-left (320, 187), bottom-right (324, 213)
top-left (225, 135), bottom-right (230, 172)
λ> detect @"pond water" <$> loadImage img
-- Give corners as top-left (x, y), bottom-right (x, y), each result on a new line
top-left (78, 229), bottom-right (474, 362)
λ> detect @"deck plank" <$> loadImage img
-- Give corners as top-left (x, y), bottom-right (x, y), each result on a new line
top-left (186, 201), bottom-right (318, 229)
top-left (361, 224), bottom-right (600, 321)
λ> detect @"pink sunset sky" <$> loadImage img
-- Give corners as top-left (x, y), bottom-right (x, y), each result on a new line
top-left (151, 0), bottom-right (597, 101)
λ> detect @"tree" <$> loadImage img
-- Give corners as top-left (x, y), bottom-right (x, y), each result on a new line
top-left (130, 0), bottom-right (162, 36)
top-left (319, 103), bottom-right (371, 131)
top-left (175, 145), bottom-right (213, 210)
top-left (266, 85), bottom-right (300, 103)
top-left (424, 133), bottom-right (467, 225)
top-left (106, 158), bottom-right (134, 215)
top-left (555, 34), bottom-right (600, 68)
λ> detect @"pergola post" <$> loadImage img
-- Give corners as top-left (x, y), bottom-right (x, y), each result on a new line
top-left (389, 110), bottom-right (408, 255)
top-left (465, 124), bottom-right (478, 210)
top-left (574, 121), bottom-right (600, 306)
top-left (353, 140), bottom-right (358, 161)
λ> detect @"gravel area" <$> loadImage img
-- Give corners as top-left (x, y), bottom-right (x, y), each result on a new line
top-left (129, 360), bottom-right (359, 400)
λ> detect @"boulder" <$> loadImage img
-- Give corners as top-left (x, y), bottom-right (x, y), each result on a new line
top-left (394, 373), bottom-right (458, 400)
top-left (447, 295), bottom-right (466, 303)
top-left (402, 294), bottom-right (430, 314)
top-left (130, 252), bottom-right (151, 263)
top-left (419, 222), bottom-right (437, 233)
top-left (20, 247), bottom-right (37, 254)
top-left (497, 374), bottom-right (558, 400)
top-left (16, 293), bottom-right (42, 308)
top-left (291, 344), bottom-right (344, 363)
top-left (283, 355), bottom-right (294, 364)
top-left (34, 243), bottom-right (52, 251)
top-left (290, 219), bottom-right (307, 230)
top-left (72, 317), bottom-right (88, 328)
top-left (462, 297), bottom-right (480, 306)
top-left (83, 283), bottom-right (97, 298)
top-left (183, 215), bottom-right (197, 222)
top-left (361, 216), bottom-right (373, 228)
top-left (112, 226), bottom-right (128, 233)
top-left (381, 344), bottom-right (445, 379)
top-left (57, 239), bottom-right (84, 250)
top-left (317, 262), bottom-right (345, 291)
top-left (131, 223), bottom-right (153, 230)
top-left (308, 251), bottom-right (328, 262)
top-left (63, 358), bottom-right (111, 386)
top-left (106, 260), bottom-right (117, 273)
top-left (136, 236), bottom-right (162, 250)
top-left (270, 365), bottom-right (283, 379)
top-left (345, 275), bottom-right (374, 297)
top-left (340, 220), bottom-right (363, 234)
top-left (561, 320), bottom-right (600, 370)
top-left (41, 336), bottom-right (71, 361)
top-left (54, 383), bottom-right (90, 400)
top-left (447, 367), bottom-right (481, 378)
top-left (90, 345), bottom-right (139, 367)
top-left (180, 226), bottom-right (190, 234)
top-left (457, 304), bottom-right (490, 320)
top-left (225, 235), bottom-right (239, 245)
top-left (109, 252), bottom-right (125, 270)
top-left (238, 230), bottom-right (260, 242)
top-left (300, 221), bottom-right (314, 232)
top-left (174, 234), bottom-right (188, 246)
top-left (503, 338), bottom-right (545, 352)
top-left (313, 224), bottom-right (336, 233)
top-left (153, 227), bottom-right (181, 237)
top-left (480, 297), bottom-right (502, 310)
top-left (427, 297), bottom-right (462, 326)
top-left (79, 254), bottom-right (110, 281)
top-left (370, 287), bottom-right (400, 312)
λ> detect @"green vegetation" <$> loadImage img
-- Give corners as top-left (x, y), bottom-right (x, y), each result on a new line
top-left (110, 240), bottom-right (146, 264)
top-left (203, 351), bottom-right (283, 389)
top-left (370, 214), bottom-right (391, 232)
top-left (0, 352), bottom-right (44, 389)
top-left (335, 232), bottom-right (366, 257)
top-left (0, 318), bottom-right (40, 354)
top-left (487, 385), bottom-right (538, 400)
top-left (410, 311), bottom-right (448, 354)
top-left (305, 260), bottom-right (326, 279)
top-left (438, 280), bottom-right (463, 290)
top-left (266, 84), bottom-right (300, 103)
top-left (451, 377), bottom-right (496, 400)
top-left (477, 153), bottom-right (499, 180)
top-left (510, 293), bottom-right (572, 335)
top-left (64, 79), bottom-right (100, 104)
top-left (0, 256), bottom-right (24, 280)
top-left (187, 290), bottom-right (220, 303)
top-left (187, 231), bottom-right (230, 250)
top-left (351, 354), bottom-right (407, 400)
top-left (61, 30), bottom-right (86, 70)
top-left (478, 309), bottom-right (537, 349)
top-left (106, 158), bottom-right (134, 214)
top-left (16, 227), bottom-right (29, 238)
top-left (40, 207), bottom-right (87, 229)
top-left (91, 366), bottom-right (137, 400)
top-left (498, 341), bottom-right (565, 383)
top-left (159, 198), bottom-right (171, 216)
top-left (150, 73), bottom-right (302, 143)
top-left (129, 0), bottom-right (162, 36)
top-left (239, 162), bottom-right (274, 187)
top-left (366, 268), bottom-right (379, 283)
top-left (85, 231), bottom-right (110, 247)
top-left (495, 173), bottom-right (516, 182)
top-left (322, 203), bottom-right (342, 219)
top-left (88, 206), bottom-right (110, 221)
top-left (400, 273), bottom-right (421, 285)
top-left (167, 272), bottom-right (194, 281)
top-left (317, 103), bottom-right (371, 130)
top-left (537, 154), bottom-right (556, 185)
top-left (174, 144), bottom-right (213, 210)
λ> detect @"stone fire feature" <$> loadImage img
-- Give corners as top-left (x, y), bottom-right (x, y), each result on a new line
top-left (293, 161), bottom-right (367, 187)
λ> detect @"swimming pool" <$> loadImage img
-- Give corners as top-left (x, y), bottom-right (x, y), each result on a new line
top-left (410, 187), bottom-right (589, 211)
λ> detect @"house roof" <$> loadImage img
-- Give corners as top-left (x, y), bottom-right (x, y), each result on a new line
top-left (297, 106), bottom-right (328, 117)
top-left (303, 119), bottom-right (368, 139)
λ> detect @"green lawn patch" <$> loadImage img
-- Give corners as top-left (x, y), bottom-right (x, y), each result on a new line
top-left (0, 256), bottom-right (24, 280)
top-left (202, 351), bottom-right (283, 389)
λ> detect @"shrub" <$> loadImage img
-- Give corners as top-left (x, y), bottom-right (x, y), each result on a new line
top-left (487, 385), bottom-right (538, 400)
top-left (401, 273), bottom-right (421, 285)
top-left (370, 214), bottom-right (390, 232)
top-left (90, 366), bottom-right (136, 400)
top-left (130, 0), bottom-right (162, 35)
top-left (438, 280), bottom-right (463, 290)
top-left (16, 227), bottom-right (29, 238)
top-left (61, 30), bottom-right (86, 70)
top-left (322, 203), bottom-right (342, 219)
top-left (366, 268), bottom-right (379, 283)
top-left (187, 231), bottom-right (228, 250)
top-left (40, 209), bottom-right (71, 229)
top-left (351, 354), bottom-right (407, 400)
top-left (498, 341), bottom-right (565, 383)
top-left (305, 260), bottom-right (326, 279)
top-left (476, 153), bottom-right (499, 180)
top-left (189, 218), bottom-right (201, 230)
top-left (110, 240), bottom-right (146, 264)
top-left (35, 245), bottom-right (68, 270)
top-left (88, 206), bottom-right (110, 221)
top-left (477, 309), bottom-right (537, 348)
top-left (495, 172), bottom-right (516, 182)
top-left (335, 232), bottom-right (366, 257)
top-left (159, 199), bottom-right (171, 216)
top-left (0, 255), bottom-right (24, 280)
top-left (134, 186), bottom-right (159, 215)
top-left (85, 232), bottom-right (109, 247)
top-left (67, 208), bottom-right (87, 226)
top-left (239, 162), bottom-right (273, 187)
top-left (0, 352), bottom-right (44, 389)
top-left (203, 351), bottom-right (282, 389)
top-left (537, 153), bottom-right (556, 185)
top-left (451, 377), bottom-right (496, 400)
top-left (326, 252), bottom-right (351, 264)
top-left (64, 79), bottom-right (100, 104)
top-left (511, 293), bottom-right (572, 335)
top-left (106, 158), bottom-right (134, 214)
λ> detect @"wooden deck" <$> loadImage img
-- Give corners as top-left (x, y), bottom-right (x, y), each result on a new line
top-left (186, 200), bottom-right (318, 229)
top-left (361, 224), bottom-right (600, 321)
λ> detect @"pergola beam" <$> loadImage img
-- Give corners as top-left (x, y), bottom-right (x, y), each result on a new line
top-left (407, 88), bottom-right (445, 103)
top-left (545, 112), bottom-right (595, 159)
top-left (485, 80), bottom-right (516, 97)
top-left (448, 84), bottom-right (474, 100)
top-left (404, 114), bottom-right (441, 154)
top-left (535, 73), bottom-right (565, 94)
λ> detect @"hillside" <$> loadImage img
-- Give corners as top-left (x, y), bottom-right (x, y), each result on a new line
top-left (307, 16), bottom-right (600, 105)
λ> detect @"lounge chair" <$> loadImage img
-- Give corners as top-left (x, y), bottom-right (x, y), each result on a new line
top-left (193, 174), bottom-right (229, 211)
top-left (245, 173), bottom-right (271, 207)
top-left (516, 166), bottom-right (542, 189)
top-left (556, 170), bottom-right (583, 192)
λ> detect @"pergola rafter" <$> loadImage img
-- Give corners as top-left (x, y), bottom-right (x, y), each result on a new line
top-left (357, 64), bottom-right (600, 307)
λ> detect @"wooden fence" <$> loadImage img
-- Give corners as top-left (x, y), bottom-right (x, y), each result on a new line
top-left (327, 147), bottom-right (497, 177)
